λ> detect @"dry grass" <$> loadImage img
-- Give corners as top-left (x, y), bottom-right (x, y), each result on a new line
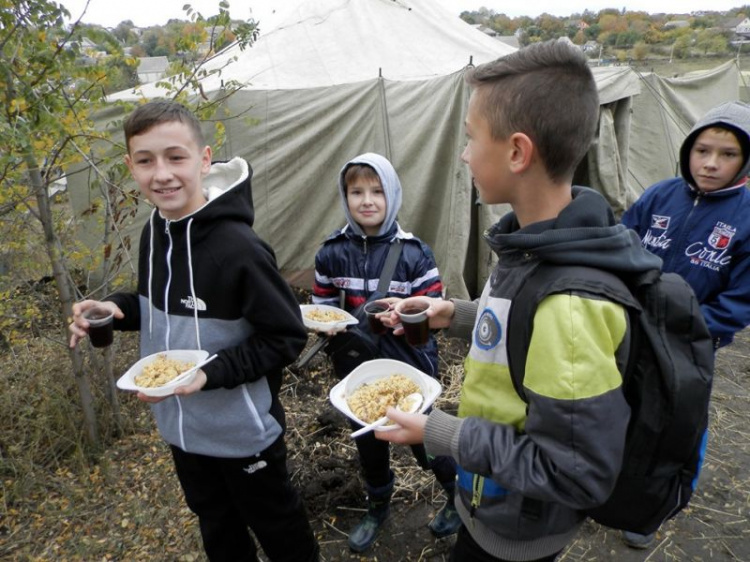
top-left (1, 326), bottom-right (748, 561)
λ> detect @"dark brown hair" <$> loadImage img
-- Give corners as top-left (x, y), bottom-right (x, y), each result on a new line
top-left (466, 40), bottom-right (599, 183)
top-left (123, 100), bottom-right (206, 152)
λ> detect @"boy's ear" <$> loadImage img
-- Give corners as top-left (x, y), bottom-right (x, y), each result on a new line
top-left (508, 132), bottom-right (534, 174)
top-left (124, 153), bottom-right (134, 173)
top-left (200, 145), bottom-right (212, 175)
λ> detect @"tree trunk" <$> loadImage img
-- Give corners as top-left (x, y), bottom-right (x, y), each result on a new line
top-left (27, 156), bottom-right (100, 448)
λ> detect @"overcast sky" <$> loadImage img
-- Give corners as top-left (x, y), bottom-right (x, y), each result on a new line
top-left (61, 0), bottom-right (744, 29)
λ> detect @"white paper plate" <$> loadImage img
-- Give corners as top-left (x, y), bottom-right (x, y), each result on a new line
top-left (300, 304), bottom-right (359, 331)
top-left (117, 349), bottom-right (210, 397)
top-left (329, 359), bottom-right (441, 429)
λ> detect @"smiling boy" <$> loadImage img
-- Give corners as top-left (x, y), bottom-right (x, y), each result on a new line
top-left (311, 153), bottom-right (460, 551)
top-left (69, 100), bottom-right (319, 562)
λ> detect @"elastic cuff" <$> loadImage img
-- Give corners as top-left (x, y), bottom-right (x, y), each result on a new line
top-left (425, 409), bottom-right (463, 459)
top-left (445, 299), bottom-right (477, 340)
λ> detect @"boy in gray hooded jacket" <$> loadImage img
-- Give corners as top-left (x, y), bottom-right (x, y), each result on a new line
top-left (312, 153), bottom-right (460, 552)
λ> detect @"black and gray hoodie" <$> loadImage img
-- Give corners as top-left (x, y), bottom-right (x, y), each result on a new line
top-left (109, 157), bottom-right (307, 458)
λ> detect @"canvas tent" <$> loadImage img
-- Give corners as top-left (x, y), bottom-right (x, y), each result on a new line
top-left (70, 0), bottom-right (646, 298)
top-left (626, 61), bottom-right (740, 201)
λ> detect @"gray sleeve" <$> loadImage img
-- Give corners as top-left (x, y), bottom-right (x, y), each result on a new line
top-left (424, 408), bottom-right (464, 459)
top-left (445, 298), bottom-right (478, 341)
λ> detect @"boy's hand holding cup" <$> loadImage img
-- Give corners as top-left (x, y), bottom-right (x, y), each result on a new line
top-left (395, 297), bottom-right (432, 346)
top-left (363, 300), bottom-right (392, 335)
top-left (69, 300), bottom-right (123, 349)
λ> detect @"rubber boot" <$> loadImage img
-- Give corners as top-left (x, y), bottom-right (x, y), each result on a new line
top-left (428, 481), bottom-right (462, 538)
top-left (348, 477), bottom-right (394, 553)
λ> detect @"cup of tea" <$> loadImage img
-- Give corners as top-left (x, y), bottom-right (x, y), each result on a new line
top-left (395, 297), bottom-right (431, 346)
top-left (83, 306), bottom-right (114, 348)
top-left (364, 300), bottom-right (391, 336)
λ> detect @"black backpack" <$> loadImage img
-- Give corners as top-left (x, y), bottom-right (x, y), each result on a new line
top-left (507, 264), bottom-right (715, 535)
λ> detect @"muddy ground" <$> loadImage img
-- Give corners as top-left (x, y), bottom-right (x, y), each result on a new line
top-left (4, 312), bottom-right (746, 561)
top-left (283, 328), bottom-right (750, 562)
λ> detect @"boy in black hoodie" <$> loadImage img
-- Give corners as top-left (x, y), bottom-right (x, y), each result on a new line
top-left (69, 101), bottom-right (319, 562)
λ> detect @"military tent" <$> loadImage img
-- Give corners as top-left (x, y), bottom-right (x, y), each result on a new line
top-left (70, 0), bottom-right (648, 298)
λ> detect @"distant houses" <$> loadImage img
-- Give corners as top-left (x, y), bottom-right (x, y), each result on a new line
top-left (136, 56), bottom-right (169, 83)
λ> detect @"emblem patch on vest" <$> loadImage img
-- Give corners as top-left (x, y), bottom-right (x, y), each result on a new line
top-left (475, 308), bottom-right (502, 350)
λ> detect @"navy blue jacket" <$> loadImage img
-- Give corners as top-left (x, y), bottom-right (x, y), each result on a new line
top-left (312, 152), bottom-right (443, 376)
top-left (622, 179), bottom-right (750, 347)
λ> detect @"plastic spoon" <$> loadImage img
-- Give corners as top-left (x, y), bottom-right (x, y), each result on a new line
top-left (170, 353), bottom-right (218, 385)
top-left (350, 392), bottom-right (424, 438)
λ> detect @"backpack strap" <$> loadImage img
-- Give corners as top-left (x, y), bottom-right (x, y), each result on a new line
top-left (507, 264), bottom-right (637, 403)
top-left (339, 239), bottom-right (404, 313)
top-left (377, 239), bottom-right (403, 294)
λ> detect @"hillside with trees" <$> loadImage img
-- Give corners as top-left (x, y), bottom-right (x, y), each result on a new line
top-left (460, 6), bottom-right (750, 64)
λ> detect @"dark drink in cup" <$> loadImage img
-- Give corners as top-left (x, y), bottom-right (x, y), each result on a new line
top-left (364, 301), bottom-right (390, 335)
top-left (83, 307), bottom-right (114, 348)
top-left (396, 298), bottom-right (431, 346)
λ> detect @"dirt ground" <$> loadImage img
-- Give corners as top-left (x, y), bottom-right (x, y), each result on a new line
top-left (3, 307), bottom-right (747, 561)
top-left (282, 327), bottom-right (750, 562)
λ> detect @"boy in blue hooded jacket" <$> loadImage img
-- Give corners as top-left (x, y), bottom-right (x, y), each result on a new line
top-left (312, 153), bottom-right (460, 552)
top-left (621, 101), bottom-right (750, 549)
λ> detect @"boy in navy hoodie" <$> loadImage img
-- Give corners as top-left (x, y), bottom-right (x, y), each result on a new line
top-left (69, 100), bottom-right (319, 562)
top-left (621, 101), bottom-right (750, 548)
top-left (312, 153), bottom-right (460, 552)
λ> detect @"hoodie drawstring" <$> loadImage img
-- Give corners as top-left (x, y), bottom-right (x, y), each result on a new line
top-left (164, 221), bottom-right (173, 350)
top-left (186, 218), bottom-right (202, 350)
top-left (150, 217), bottom-right (203, 351)
top-left (148, 211), bottom-right (156, 339)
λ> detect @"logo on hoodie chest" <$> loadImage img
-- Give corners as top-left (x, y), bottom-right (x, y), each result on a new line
top-left (684, 222), bottom-right (734, 271)
top-left (181, 295), bottom-right (207, 311)
top-left (643, 214), bottom-right (671, 250)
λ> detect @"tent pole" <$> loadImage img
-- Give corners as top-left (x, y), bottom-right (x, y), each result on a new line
top-left (378, 68), bottom-right (393, 161)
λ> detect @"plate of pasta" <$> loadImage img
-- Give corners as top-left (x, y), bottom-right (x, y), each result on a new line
top-left (300, 304), bottom-right (359, 331)
top-left (117, 349), bottom-right (210, 397)
top-left (329, 359), bottom-right (441, 429)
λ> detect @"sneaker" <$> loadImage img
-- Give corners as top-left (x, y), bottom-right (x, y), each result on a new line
top-left (428, 501), bottom-right (462, 538)
top-left (622, 530), bottom-right (656, 549)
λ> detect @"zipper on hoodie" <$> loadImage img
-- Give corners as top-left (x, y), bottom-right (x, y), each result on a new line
top-left (361, 235), bottom-right (371, 299)
top-left (470, 474), bottom-right (484, 518)
top-left (667, 192), bottom-right (701, 272)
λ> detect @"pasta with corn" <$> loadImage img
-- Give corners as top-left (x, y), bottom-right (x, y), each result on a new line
top-left (305, 308), bottom-right (349, 323)
top-left (135, 355), bottom-right (195, 388)
top-left (346, 374), bottom-right (420, 424)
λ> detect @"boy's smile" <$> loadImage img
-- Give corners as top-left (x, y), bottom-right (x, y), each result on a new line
top-left (125, 121), bottom-right (212, 220)
top-left (689, 127), bottom-right (744, 193)
top-left (347, 178), bottom-right (386, 236)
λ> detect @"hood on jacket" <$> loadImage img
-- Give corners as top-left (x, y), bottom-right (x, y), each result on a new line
top-left (154, 157), bottom-right (254, 228)
top-left (337, 153), bottom-right (402, 237)
top-left (679, 101), bottom-right (750, 189)
top-left (490, 186), bottom-right (662, 276)
top-left (144, 156), bottom-right (253, 345)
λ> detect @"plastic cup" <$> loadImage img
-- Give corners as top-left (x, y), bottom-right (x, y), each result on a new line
top-left (395, 297), bottom-right (431, 346)
top-left (364, 300), bottom-right (391, 336)
top-left (83, 306), bottom-right (114, 348)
